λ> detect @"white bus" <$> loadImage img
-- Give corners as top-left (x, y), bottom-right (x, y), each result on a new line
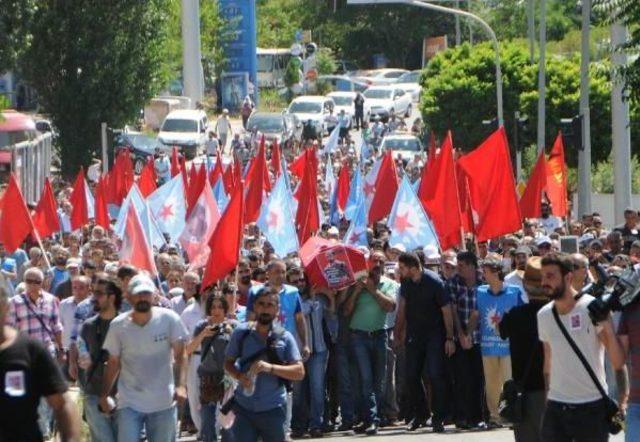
top-left (257, 48), bottom-right (292, 89)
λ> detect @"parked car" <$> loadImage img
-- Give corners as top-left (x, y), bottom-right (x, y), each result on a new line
top-left (326, 91), bottom-right (371, 126)
top-left (245, 112), bottom-right (302, 149)
top-left (334, 59), bottom-right (360, 75)
top-left (286, 96), bottom-right (336, 136)
top-left (380, 132), bottom-right (423, 163)
top-left (395, 70), bottom-right (423, 102)
top-left (355, 68), bottom-right (409, 86)
top-left (157, 109), bottom-right (209, 159)
top-left (364, 86), bottom-right (412, 121)
top-left (317, 75), bottom-right (369, 93)
top-left (113, 131), bottom-right (169, 174)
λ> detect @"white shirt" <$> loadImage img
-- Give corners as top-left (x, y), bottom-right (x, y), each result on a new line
top-left (538, 215), bottom-right (563, 235)
top-left (87, 163), bottom-right (101, 183)
top-left (504, 270), bottom-right (526, 301)
top-left (170, 295), bottom-right (193, 316)
top-left (60, 296), bottom-right (82, 350)
top-left (154, 156), bottom-right (171, 181)
top-left (180, 301), bottom-right (204, 336)
top-left (537, 295), bottom-right (607, 404)
top-left (206, 138), bottom-right (219, 156)
top-left (216, 116), bottom-right (232, 134)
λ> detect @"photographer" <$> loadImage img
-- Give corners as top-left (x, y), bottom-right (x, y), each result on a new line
top-left (187, 294), bottom-right (235, 442)
top-left (537, 253), bottom-right (625, 441)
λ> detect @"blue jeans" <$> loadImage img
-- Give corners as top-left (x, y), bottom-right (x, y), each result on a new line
top-left (626, 402), bottom-right (640, 442)
top-left (117, 406), bottom-right (177, 442)
top-left (337, 340), bottom-right (360, 424)
top-left (232, 404), bottom-right (286, 442)
top-left (201, 402), bottom-right (233, 442)
top-left (292, 351), bottom-right (329, 432)
top-left (84, 395), bottom-right (117, 442)
top-left (350, 330), bottom-right (387, 425)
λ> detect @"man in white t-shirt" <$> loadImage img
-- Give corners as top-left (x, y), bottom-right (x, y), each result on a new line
top-left (215, 109), bottom-right (233, 153)
top-left (537, 252), bottom-right (625, 442)
top-left (538, 202), bottom-right (563, 235)
top-left (504, 245), bottom-right (531, 295)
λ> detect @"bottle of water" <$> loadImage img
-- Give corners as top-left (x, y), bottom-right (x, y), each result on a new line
top-left (77, 337), bottom-right (91, 370)
top-left (243, 373), bottom-right (257, 396)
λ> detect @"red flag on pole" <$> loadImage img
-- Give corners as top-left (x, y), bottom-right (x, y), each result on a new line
top-left (187, 163), bottom-right (207, 216)
top-left (209, 152), bottom-right (224, 187)
top-left (458, 127), bottom-right (521, 242)
top-left (271, 139), bottom-right (282, 178)
top-left (0, 175), bottom-right (33, 252)
top-left (70, 168), bottom-right (89, 230)
top-left (222, 163), bottom-right (235, 195)
top-left (32, 178), bottom-right (61, 239)
top-left (138, 158), bottom-right (157, 198)
top-left (336, 162), bottom-right (351, 211)
top-left (295, 149), bottom-right (320, 243)
top-left (244, 139), bottom-right (268, 223)
top-left (519, 150), bottom-right (548, 219)
top-left (120, 204), bottom-right (157, 275)
top-left (202, 181), bottom-right (244, 289)
top-left (289, 150), bottom-right (307, 179)
top-left (368, 151), bottom-right (399, 224)
top-left (419, 131), bottom-right (463, 250)
top-left (171, 147), bottom-right (181, 177)
top-left (179, 183), bottom-right (221, 270)
top-left (546, 132), bottom-right (568, 217)
top-left (94, 176), bottom-right (110, 230)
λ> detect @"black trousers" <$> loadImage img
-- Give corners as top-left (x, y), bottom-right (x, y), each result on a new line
top-left (453, 343), bottom-right (486, 425)
top-left (405, 335), bottom-right (447, 423)
top-left (541, 399), bottom-right (609, 442)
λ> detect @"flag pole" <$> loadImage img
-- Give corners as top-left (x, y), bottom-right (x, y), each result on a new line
top-left (450, 145), bottom-right (466, 251)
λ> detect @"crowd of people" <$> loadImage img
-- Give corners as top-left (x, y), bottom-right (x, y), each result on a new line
top-left (2, 122), bottom-right (640, 442)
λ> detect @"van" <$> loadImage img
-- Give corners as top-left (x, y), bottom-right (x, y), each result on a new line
top-left (157, 109), bottom-right (208, 159)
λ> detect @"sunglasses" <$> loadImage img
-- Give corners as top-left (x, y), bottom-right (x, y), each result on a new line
top-left (25, 279), bottom-right (43, 285)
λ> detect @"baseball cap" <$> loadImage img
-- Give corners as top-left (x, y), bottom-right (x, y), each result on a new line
top-left (515, 245), bottom-right (532, 256)
top-left (66, 258), bottom-right (81, 269)
top-left (481, 252), bottom-right (503, 269)
top-left (128, 274), bottom-right (157, 296)
top-left (535, 236), bottom-right (552, 247)
top-left (423, 244), bottom-right (440, 261)
top-left (1, 258), bottom-right (16, 274)
top-left (442, 251), bottom-right (457, 266)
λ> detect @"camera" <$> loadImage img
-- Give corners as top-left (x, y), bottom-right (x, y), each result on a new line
top-left (584, 267), bottom-right (640, 324)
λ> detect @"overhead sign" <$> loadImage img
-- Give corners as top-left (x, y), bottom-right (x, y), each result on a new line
top-left (219, 0), bottom-right (258, 109)
top-left (422, 35), bottom-right (448, 67)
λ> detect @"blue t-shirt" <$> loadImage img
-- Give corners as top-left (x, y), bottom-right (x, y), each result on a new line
top-left (246, 284), bottom-right (302, 341)
top-left (50, 267), bottom-right (69, 294)
top-left (225, 323), bottom-right (301, 412)
top-left (476, 283), bottom-right (525, 357)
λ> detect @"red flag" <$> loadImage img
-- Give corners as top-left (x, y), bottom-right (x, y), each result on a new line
top-left (0, 175), bottom-right (33, 252)
top-left (336, 162), bottom-right (350, 211)
top-left (209, 153), bottom-right (224, 187)
top-left (368, 151), bottom-right (399, 224)
top-left (519, 150), bottom-right (547, 219)
top-left (455, 159), bottom-right (474, 235)
top-left (179, 183), bottom-right (221, 269)
top-left (244, 139), bottom-right (268, 223)
top-left (187, 163), bottom-right (207, 216)
top-left (202, 182), bottom-right (244, 288)
top-left (233, 153), bottom-right (242, 187)
top-left (271, 139), bottom-right (282, 178)
top-left (138, 158), bottom-right (157, 198)
top-left (222, 163), bottom-right (235, 195)
top-left (188, 162), bottom-right (198, 186)
top-left (171, 147), bottom-right (180, 177)
top-left (289, 150), bottom-right (307, 178)
top-left (425, 131), bottom-right (438, 173)
top-left (32, 178), bottom-right (61, 238)
top-left (546, 132), bottom-right (568, 217)
top-left (116, 151), bottom-right (135, 203)
top-left (419, 132), bottom-right (463, 250)
top-left (70, 168), bottom-right (89, 230)
top-left (94, 176), bottom-right (110, 230)
top-left (120, 204), bottom-right (157, 274)
top-left (295, 149), bottom-right (320, 243)
top-left (458, 127), bottom-right (521, 241)
top-left (180, 155), bottom-right (189, 191)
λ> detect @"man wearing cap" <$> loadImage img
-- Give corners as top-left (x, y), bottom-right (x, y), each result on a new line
top-left (446, 251), bottom-right (485, 429)
top-left (499, 257), bottom-right (548, 441)
top-left (538, 202), bottom-right (563, 235)
top-left (440, 251), bottom-right (458, 281)
top-left (100, 274), bottom-right (189, 442)
top-left (504, 246), bottom-right (531, 295)
top-left (535, 236), bottom-right (553, 257)
top-left (54, 258), bottom-right (81, 300)
top-left (395, 252), bottom-right (454, 433)
top-left (474, 253), bottom-right (526, 427)
top-left (215, 109), bottom-right (233, 153)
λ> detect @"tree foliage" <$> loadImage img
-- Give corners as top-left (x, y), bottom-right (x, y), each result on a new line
top-left (0, 1), bottom-right (36, 73)
top-left (19, 1), bottom-right (172, 177)
top-left (419, 41), bottom-right (640, 166)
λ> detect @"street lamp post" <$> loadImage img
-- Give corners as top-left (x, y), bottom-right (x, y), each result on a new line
top-left (347, 0), bottom-right (504, 127)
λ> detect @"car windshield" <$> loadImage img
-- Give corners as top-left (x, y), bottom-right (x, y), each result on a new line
top-left (248, 115), bottom-right (284, 132)
top-left (331, 96), bottom-right (353, 106)
top-left (383, 138), bottom-right (421, 152)
top-left (161, 118), bottom-right (198, 132)
top-left (398, 72), bottom-right (420, 83)
top-left (364, 89), bottom-right (392, 99)
top-left (129, 134), bottom-right (160, 150)
top-left (289, 102), bottom-right (322, 113)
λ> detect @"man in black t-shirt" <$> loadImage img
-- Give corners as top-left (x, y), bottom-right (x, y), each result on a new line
top-left (614, 207), bottom-right (640, 253)
top-left (0, 285), bottom-right (81, 441)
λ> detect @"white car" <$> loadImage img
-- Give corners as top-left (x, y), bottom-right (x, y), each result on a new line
top-left (356, 68), bottom-right (409, 86)
top-left (326, 92), bottom-right (371, 126)
top-left (395, 71), bottom-right (422, 102)
top-left (157, 109), bottom-right (209, 159)
top-left (287, 96), bottom-right (336, 136)
top-left (364, 86), bottom-right (413, 121)
top-left (380, 133), bottom-right (424, 163)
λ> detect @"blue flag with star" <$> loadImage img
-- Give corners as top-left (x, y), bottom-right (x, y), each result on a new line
top-left (343, 195), bottom-right (368, 247)
top-left (344, 167), bottom-right (363, 221)
top-left (387, 175), bottom-right (439, 251)
top-left (257, 173), bottom-right (299, 257)
top-left (212, 178), bottom-right (229, 213)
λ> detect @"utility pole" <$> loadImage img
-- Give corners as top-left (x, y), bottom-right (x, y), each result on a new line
top-left (455, 0), bottom-right (461, 45)
top-left (537, 0), bottom-right (546, 153)
top-left (101, 123), bottom-right (108, 175)
top-left (612, 21), bottom-right (631, 224)
top-left (527, 0), bottom-right (535, 63)
top-left (578, 0), bottom-right (592, 217)
top-left (181, 0), bottom-right (204, 107)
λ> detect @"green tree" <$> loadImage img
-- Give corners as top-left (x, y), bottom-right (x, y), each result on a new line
top-left (256, 0), bottom-right (299, 47)
top-left (19, 1), bottom-right (171, 176)
top-left (0, 1), bottom-right (36, 73)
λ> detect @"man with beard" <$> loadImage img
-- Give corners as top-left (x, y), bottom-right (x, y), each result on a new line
top-left (99, 274), bottom-right (189, 442)
top-left (504, 246), bottom-right (531, 295)
top-left (236, 258), bottom-right (255, 306)
top-left (343, 251), bottom-right (397, 435)
top-left (537, 253), bottom-right (625, 441)
top-left (76, 275), bottom-right (122, 441)
top-left (224, 288), bottom-right (305, 442)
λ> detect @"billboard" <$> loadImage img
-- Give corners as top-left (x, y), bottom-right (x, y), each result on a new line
top-left (219, 0), bottom-right (258, 110)
top-left (422, 35), bottom-right (448, 67)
